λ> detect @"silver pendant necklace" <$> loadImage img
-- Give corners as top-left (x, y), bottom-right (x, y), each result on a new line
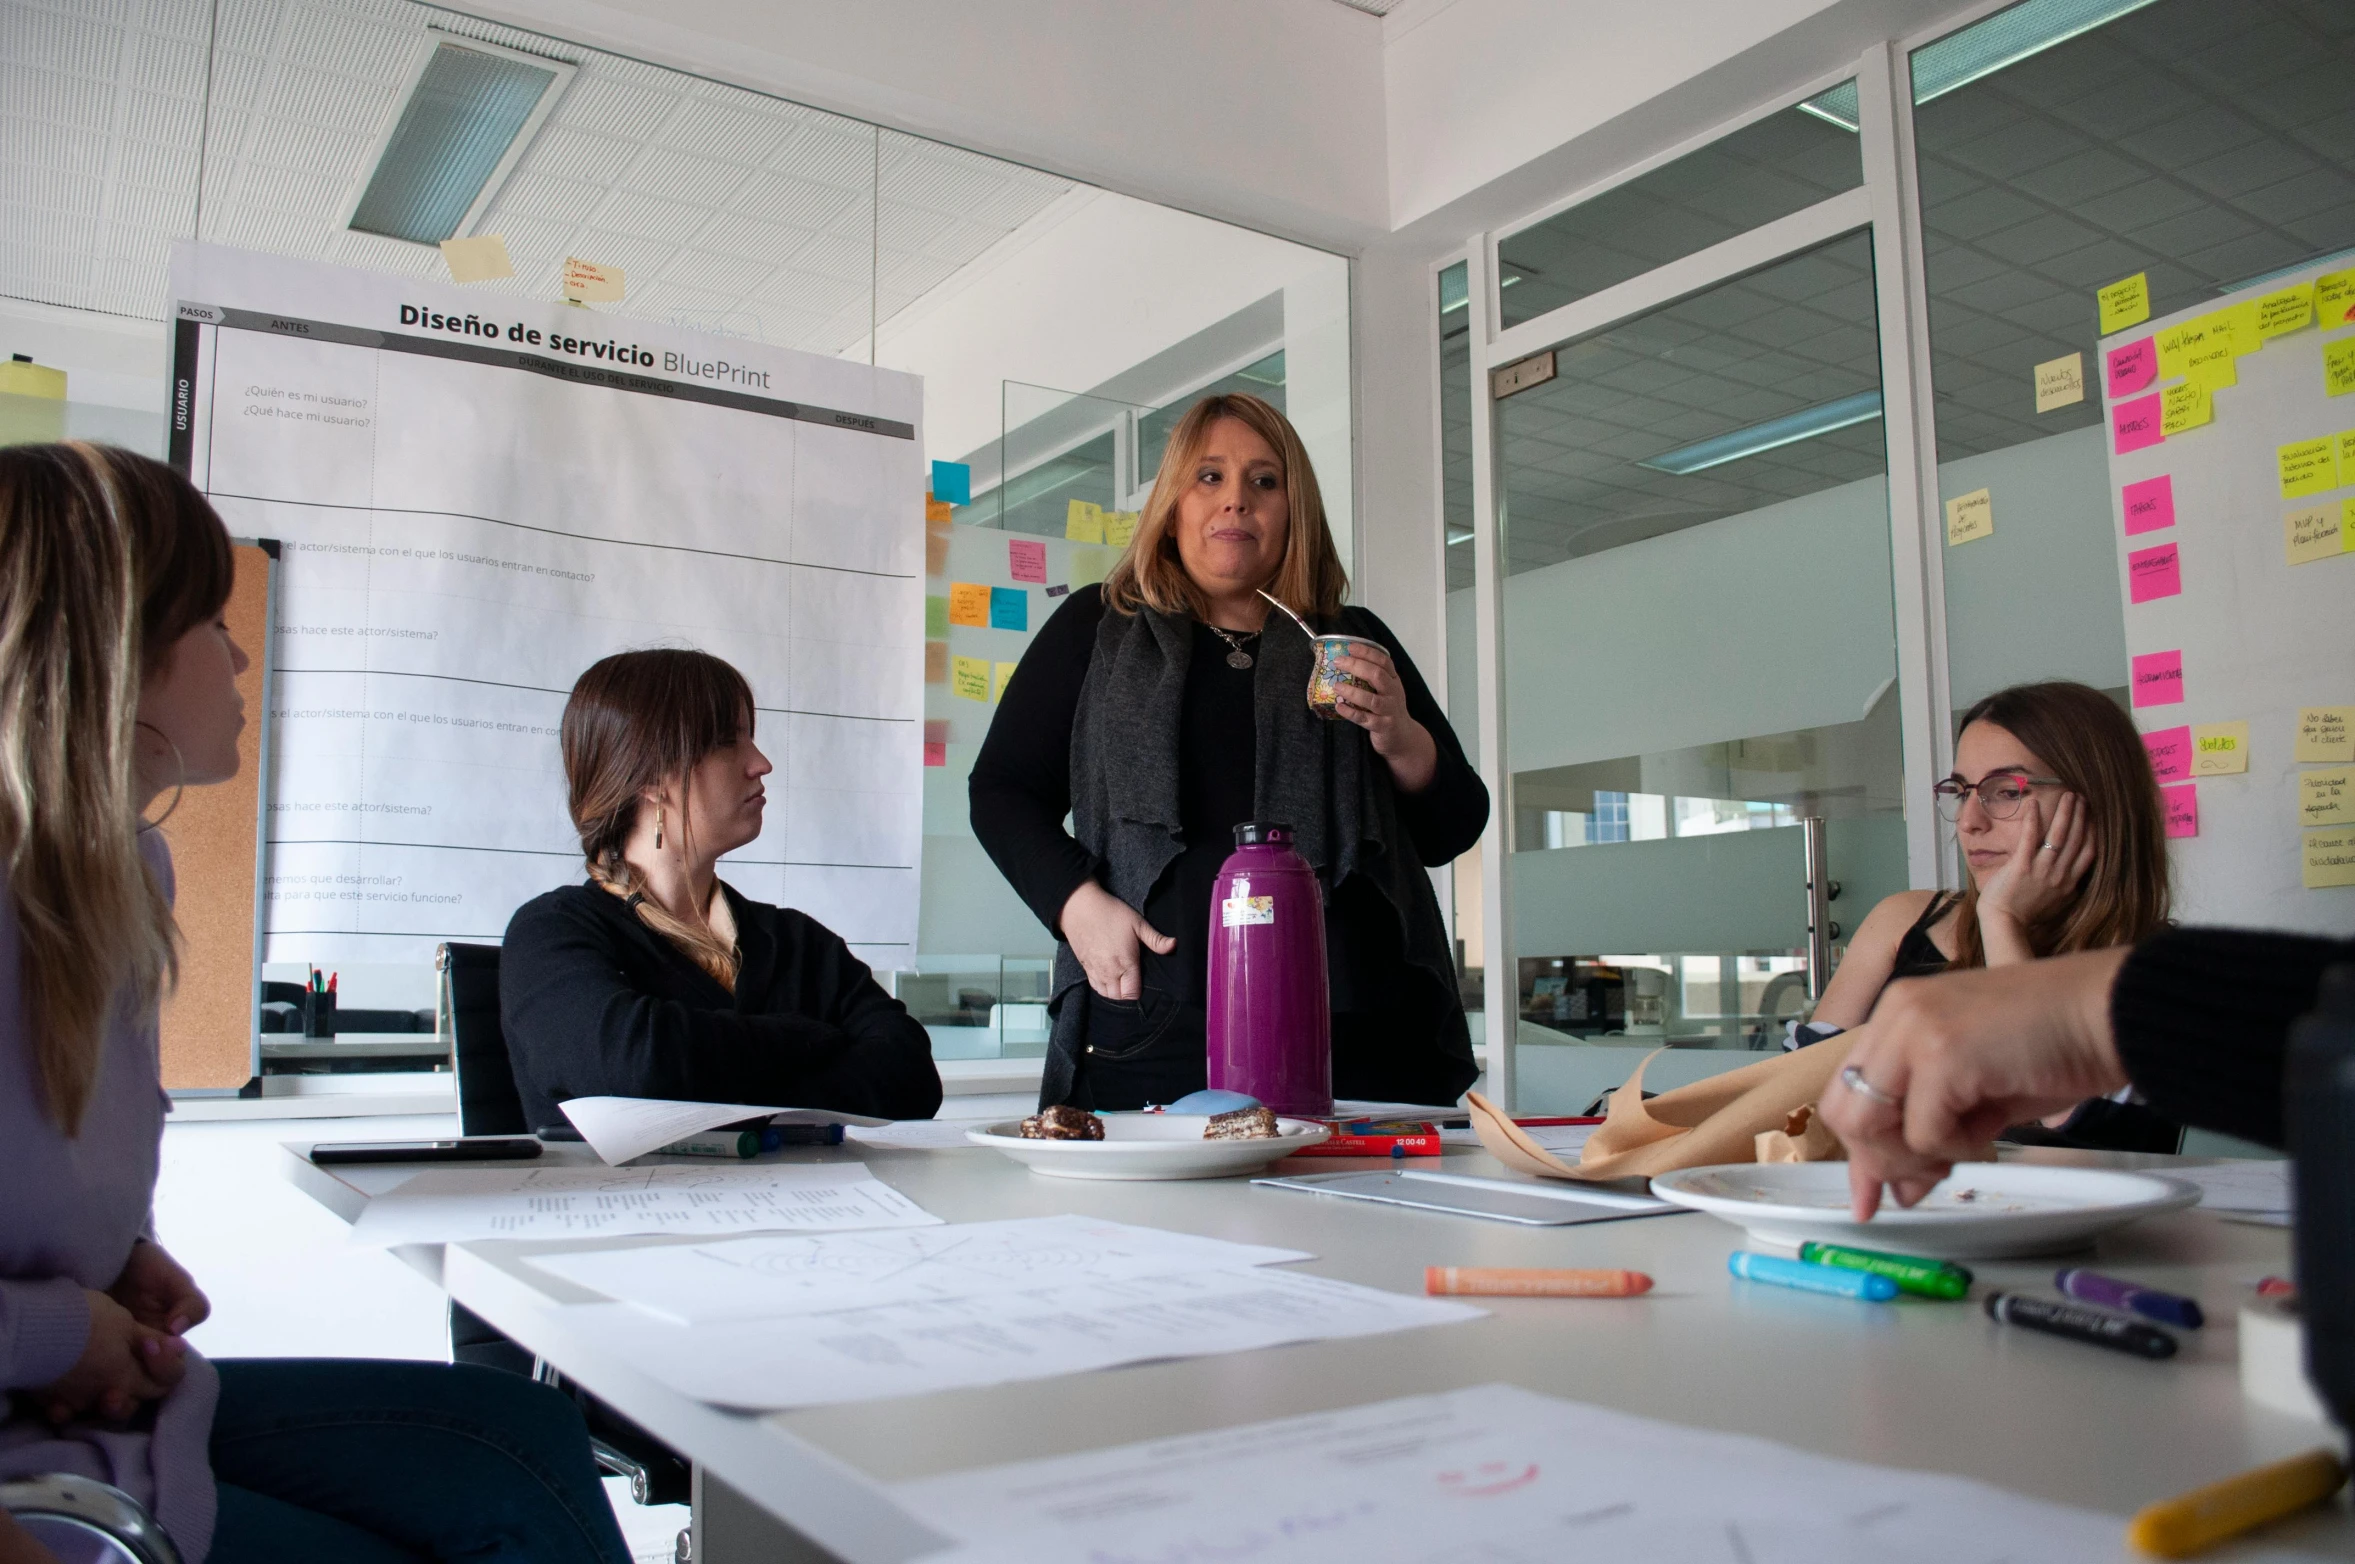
top-left (1206, 624), bottom-right (1260, 669)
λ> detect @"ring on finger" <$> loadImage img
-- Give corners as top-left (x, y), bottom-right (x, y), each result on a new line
top-left (1838, 1063), bottom-right (1903, 1109)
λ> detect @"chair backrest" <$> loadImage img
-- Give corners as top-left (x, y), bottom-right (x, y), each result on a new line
top-left (3, 1473), bottom-right (184, 1564)
top-left (438, 941), bottom-right (527, 1136)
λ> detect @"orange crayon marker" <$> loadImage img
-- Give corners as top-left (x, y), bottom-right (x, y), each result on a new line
top-left (1425, 1266), bottom-right (1652, 1298)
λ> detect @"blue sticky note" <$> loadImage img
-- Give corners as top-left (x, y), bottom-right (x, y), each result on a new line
top-left (930, 460), bottom-right (972, 507)
top-left (989, 586), bottom-right (1027, 632)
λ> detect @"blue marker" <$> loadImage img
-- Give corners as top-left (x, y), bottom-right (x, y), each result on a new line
top-left (1729, 1250), bottom-right (1898, 1301)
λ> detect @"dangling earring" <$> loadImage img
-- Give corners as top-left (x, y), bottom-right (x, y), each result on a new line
top-left (654, 800), bottom-right (665, 851)
top-left (137, 721), bottom-right (187, 829)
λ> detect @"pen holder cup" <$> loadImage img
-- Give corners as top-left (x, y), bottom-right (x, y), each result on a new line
top-left (303, 991), bottom-right (337, 1039)
top-left (1305, 635), bottom-right (1367, 721)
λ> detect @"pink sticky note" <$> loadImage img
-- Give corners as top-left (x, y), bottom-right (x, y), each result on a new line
top-left (2106, 338), bottom-right (2156, 398)
top-left (2121, 474), bottom-right (2175, 535)
top-left (2128, 541), bottom-right (2181, 603)
top-left (922, 740), bottom-right (947, 768)
top-left (1008, 538), bottom-right (1047, 584)
top-left (2113, 393), bottom-right (2165, 454)
top-left (2162, 782), bottom-right (2199, 839)
top-left (2142, 724), bottom-right (2192, 782)
top-left (2131, 649), bottom-right (2184, 708)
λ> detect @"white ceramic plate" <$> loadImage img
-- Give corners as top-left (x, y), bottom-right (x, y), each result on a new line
top-left (1648, 1161), bottom-right (2201, 1259)
top-left (966, 1114), bottom-right (1331, 1181)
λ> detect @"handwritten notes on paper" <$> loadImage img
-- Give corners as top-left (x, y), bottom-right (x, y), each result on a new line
top-left (927, 495), bottom-right (953, 524)
top-left (948, 582), bottom-right (991, 627)
top-left (1008, 539), bottom-right (1046, 584)
top-left (2032, 353), bottom-right (2083, 412)
top-left (2298, 708), bottom-right (2355, 763)
top-left (2300, 768), bottom-right (2355, 827)
top-left (2121, 474), bottom-right (2174, 535)
top-left (560, 256), bottom-right (624, 302)
top-left (2190, 721), bottom-right (2248, 776)
top-left (2127, 541), bottom-right (2180, 603)
top-left (951, 655), bottom-right (989, 702)
top-left (2287, 505), bottom-right (2342, 565)
top-left (2184, 341), bottom-right (2237, 390)
top-left (2131, 649), bottom-right (2184, 708)
top-left (2321, 270), bottom-right (2355, 327)
top-left (2305, 829), bottom-right (2355, 888)
top-left (2143, 725), bottom-right (2191, 783)
top-left (2163, 783), bottom-right (2200, 839)
top-left (2259, 284), bottom-right (2314, 340)
top-left (2099, 272), bottom-right (2150, 334)
top-left (2113, 393), bottom-right (2164, 454)
top-left (989, 587), bottom-right (1027, 632)
top-left (1943, 488), bottom-right (1992, 546)
top-left (439, 234), bottom-right (514, 283)
top-left (2327, 337), bottom-right (2355, 398)
top-left (351, 1164), bottom-right (935, 1247)
top-left (1103, 510), bottom-right (1139, 549)
top-left (2160, 381), bottom-right (2211, 436)
top-left (2280, 437), bottom-right (2338, 497)
top-left (1065, 500), bottom-right (1105, 543)
top-left (2106, 338), bottom-right (2155, 397)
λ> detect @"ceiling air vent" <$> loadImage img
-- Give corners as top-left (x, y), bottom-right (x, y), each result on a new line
top-left (346, 34), bottom-right (575, 246)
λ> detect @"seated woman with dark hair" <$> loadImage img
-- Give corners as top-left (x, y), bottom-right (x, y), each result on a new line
top-left (500, 649), bottom-right (941, 1130)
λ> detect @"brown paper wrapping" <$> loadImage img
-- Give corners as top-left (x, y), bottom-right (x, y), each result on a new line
top-left (1468, 1034), bottom-right (1857, 1182)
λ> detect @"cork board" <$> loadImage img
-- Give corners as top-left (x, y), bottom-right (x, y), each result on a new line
top-left (158, 540), bottom-right (274, 1090)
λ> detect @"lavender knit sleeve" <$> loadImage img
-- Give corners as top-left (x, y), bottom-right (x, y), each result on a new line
top-left (1, 1275), bottom-right (91, 1389)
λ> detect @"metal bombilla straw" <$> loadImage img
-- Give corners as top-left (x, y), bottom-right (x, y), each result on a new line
top-left (1255, 588), bottom-right (1316, 639)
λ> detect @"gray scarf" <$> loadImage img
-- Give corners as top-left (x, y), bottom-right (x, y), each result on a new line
top-left (1042, 601), bottom-right (1470, 1105)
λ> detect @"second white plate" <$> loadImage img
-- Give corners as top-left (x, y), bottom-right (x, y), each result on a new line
top-left (967, 1114), bottom-right (1330, 1180)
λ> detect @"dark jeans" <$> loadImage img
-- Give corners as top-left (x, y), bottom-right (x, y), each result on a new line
top-left (207, 1358), bottom-right (632, 1564)
top-left (1069, 985), bottom-right (1206, 1110)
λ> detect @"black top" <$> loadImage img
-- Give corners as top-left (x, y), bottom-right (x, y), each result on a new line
top-left (970, 586), bottom-right (1488, 1015)
top-left (499, 882), bottom-right (943, 1132)
top-left (2111, 926), bottom-right (2350, 1149)
top-left (1889, 892), bottom-right (1959, 981)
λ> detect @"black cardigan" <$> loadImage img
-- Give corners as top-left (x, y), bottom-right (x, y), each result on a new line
top-left (499, 882), bottom-right (942, 1132)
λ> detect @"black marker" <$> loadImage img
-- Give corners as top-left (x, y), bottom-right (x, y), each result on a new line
top-left (1985, 1290), bottom-right (2178, 1359)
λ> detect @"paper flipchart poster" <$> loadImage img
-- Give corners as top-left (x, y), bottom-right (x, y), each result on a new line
top-left (167, 243), bottom-right (925, 967)
top-left (2099, 265), bottom-right (2355, 932)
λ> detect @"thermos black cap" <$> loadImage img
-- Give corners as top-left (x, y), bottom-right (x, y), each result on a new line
top-left (1234, 822), bottom-right (1293, 846)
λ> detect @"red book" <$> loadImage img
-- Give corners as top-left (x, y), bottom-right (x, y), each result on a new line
top-left (1293, 1119), bottom-right (1443, 1158)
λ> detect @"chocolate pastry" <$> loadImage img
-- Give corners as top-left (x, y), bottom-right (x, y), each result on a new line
top-left (1019, 1104), bottom-right (1105, 1140)
top-left (1203, 1105), bottom-right (1280, 1140)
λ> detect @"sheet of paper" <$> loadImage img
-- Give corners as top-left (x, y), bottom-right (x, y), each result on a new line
top-left (2098, 271), bottom-right (2149, 335)
top-left (2120, 473), bottom-right (2173, 534)
top-left (1064, 499), bottom-right (1104, 543)
top-left (2162, 781), bottom-right (2199, 839)
top-left (526, 1214), bottom-right (1314, 1324)
top-left (951, 655), bottom-right (989, 701)
top-left (2105, 338), bottom-right (2154, 397)
top-left (2111, 392), bottom-right (2163, 453)
top-left (557, 1095), bottom-right (890, 1164)
top-left (2140, 725), bottom-right (2190, 783)
top-left (948, 581), bottom-right (990, 627)
top-left (351, 1162), bottom-right (937, 1247)
top-left (1943, 487), bottom-right (1992, 546)
top-left (988, 586), bottom-right (1026, 631)
top-left (895, 1382), bottom-right (2142, 1564)
top-left (2307, 828), bottom-right (2355, 888)
top-left (2328, 337), bottom-right (2355, 398)
top-left (2259, 284), bottom-right (2314, 340)
top-left (439, 234), bottom-right (513, 284)
top-left (2130, 649), bottom-right (2183, 707)
top-left (2301, 767), bottom-right (2355, 828)
top-left (2189, 720), bottom-right (2248, 776)
top-left (1440, 1122), bottom-right (1600, 1156)
top-left (2286, 503), bottom-right (2342, 565)
top-left (930, 460), bottom-right (971, 507)
top-left (2159, 380), bottom-right (2211, 435)
top-left (2170, 1159), bottom-right (2291, 1216)
top-left (849, 1118), bottom-right (991, 1150)
top-left (563, 1265), bottom-right (1479, 1410)
top-left (560, 256), bottom-right (623, 302)
top-left (2280, 436), bottom-right (2338, 497)
top-left (1007, 538), bottom-right (1046, 583)
top-left (2298, 706), bottom-right (2355, 763)
top-left (2126, 541), bottom-right (2179, 603)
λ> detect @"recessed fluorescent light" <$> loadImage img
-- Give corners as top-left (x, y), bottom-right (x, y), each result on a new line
top-left (347, 33), bottom-right (575, 246)
top-left (1439, 265), bottom-right (1469, 315)
top-left (2216, 246), bottom-right (2355, 296)
top-left (1639, 390), bottom-right (1882, 475)
top-left (1446, 527), bottom-right (1474, 546)
top-left (1798, 0), bottom-right (2160, 132)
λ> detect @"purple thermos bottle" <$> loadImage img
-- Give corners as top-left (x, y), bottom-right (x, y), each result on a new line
top-left (1205, 822), bottom-right (1332, 1117)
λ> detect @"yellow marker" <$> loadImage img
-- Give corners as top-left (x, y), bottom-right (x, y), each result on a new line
top-left (2127, 1448), bottom-right (2344, 1557)
top-left (2280, 437), bottom-right (2338, 498)
top-left (2326, 337), bottom-right (2355, 399)
top-left (2285, 505), bottom-right (2340, 566)
top-left (2301, 768), bottom-right (2355, 828)
top-left (1945, 487), bottom-right (1993, 546)
top-left (2099, 272), bottom-right (2151, 335)
top-left (949, 654), bottom-right (990, 702)
top-left (2190, 722), bottom-right (2248, 777)
top-left (2258, 283), bottom-right (2315, 340)
top-left (2307, 829), bottom-right (2355, 889)
top-left (1064, 499), bottom-right (1105, 543)
top-left (2160, 381), bottom-right (2211, 436)
top-left (2297, 706), bottom-right (2355, 764)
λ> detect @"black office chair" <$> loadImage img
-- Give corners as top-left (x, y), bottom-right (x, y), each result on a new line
top-left (437, 942), bottom-right (694, 1508)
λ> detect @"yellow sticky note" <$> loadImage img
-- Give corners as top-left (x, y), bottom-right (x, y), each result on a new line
top-left (1064, 500), bottom-right (1105, 543)
top-left (440, 234), bottom-right (513, 283)
top-left (947, 581), bottom-right (990, 627)
top-left (2184, 341), bottom-right (2237, 390)
top-left (2190, 721), bottom-right (2249, 776)
top-left (560, 256), bottom-right (624, 302)
top-left (2259, 284), bottom-right (2316, 340)
top-left (2032, 353), bottom-right (2083, 413)
top-left (1104, 510), bottom-right (1139, 549)
top-left (2320, 270), bottom-right (2355, 329)
top-left (2160, 380), bottom-right (2211, 436)
top-left (2297, 707), bottom-right (2355, 763)
top-left (2220, 302), bottom-right (2261, 356)
top-left (2344, 496), bottom-right (2355, 553)
top-left (2326, 337), bottom-right (2355, 399)
top-left (2098, 272), bottom-right (2150, 335)
top-left (2305, 828), bottom-right (2355, 888)
top-left (1068, 545), bottom-right (1112, 586)
top-left (2281, 437), bottom-right (2338, 497)
top-left (2286, 505), bottom-right (2342, 565)
top-left (991, 660), bottom-right (1018, 703)
top-left (2154, 323), bottom-right (2195, 381)
top-left (2302, 768), bottom-right (2355, 828)
top-left (950, 655), bottom-right (990, 702)
top-left (1944, 487), bottom-right (1993, 546)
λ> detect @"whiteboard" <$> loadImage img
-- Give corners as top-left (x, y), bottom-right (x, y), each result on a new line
top-left (168, 244), bottom-right (925, 967)
top-left (2099, 266), bottom-right (2355, 934)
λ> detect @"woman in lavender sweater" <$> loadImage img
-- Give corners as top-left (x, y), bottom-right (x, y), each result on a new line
top-left (0, 446), bottom-right (631, 1564)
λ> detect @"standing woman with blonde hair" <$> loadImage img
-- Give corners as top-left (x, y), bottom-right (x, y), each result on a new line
top-left (0, 445), bottom-right (632, 1564)
top-left (971, 394), bottom-right (1489, 1109)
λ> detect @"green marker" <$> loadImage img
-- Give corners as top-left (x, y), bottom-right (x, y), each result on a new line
top-left (1798, 1241), bottom-right (1971, 1300)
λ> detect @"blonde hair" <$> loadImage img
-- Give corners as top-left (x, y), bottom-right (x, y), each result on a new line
top-left (1103, 392), bottom-right (1347, 621)
top-left (0, 444), bottom-right (234, 1132)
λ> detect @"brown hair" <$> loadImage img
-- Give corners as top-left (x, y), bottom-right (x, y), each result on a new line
top-left (1949, 680), bottom-right (2171, 969)
top-left (560, 648), bottom-right (755, 989)
top-left (0, 443), bottom-right (233, 1132)
top-left (1102, 392), bottom-right (1348, 621)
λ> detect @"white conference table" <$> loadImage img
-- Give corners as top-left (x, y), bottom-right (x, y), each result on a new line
top-left (282, 1134), bottom-right (2355, 1562)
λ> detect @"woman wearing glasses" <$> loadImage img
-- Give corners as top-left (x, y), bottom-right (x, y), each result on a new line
top-left (1808, 681), bottom-right (2170, 1035)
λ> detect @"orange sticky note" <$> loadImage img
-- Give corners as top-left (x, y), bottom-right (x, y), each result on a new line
top-left (948, 582), bottom-right (990, 628)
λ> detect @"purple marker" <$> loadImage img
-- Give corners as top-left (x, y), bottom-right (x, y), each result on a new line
top-left (2053, 1268), bottom-right (2204, 1329)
